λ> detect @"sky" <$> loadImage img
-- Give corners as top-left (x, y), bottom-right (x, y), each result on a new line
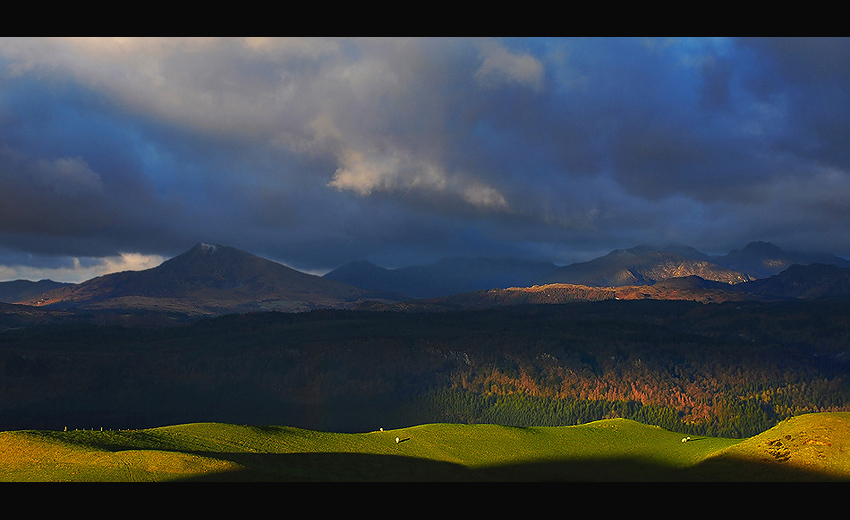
top-left (1, 37), bottom-right (849, 282)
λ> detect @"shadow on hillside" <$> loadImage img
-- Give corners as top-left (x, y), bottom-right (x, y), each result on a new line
top-left (177, 452), bottom-right (478, 482)
top-left (681, 453), bottom-right (850, 482)
top-left (173, 451), bottom-right (849, 482)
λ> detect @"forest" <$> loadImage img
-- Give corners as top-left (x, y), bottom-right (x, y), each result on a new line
top-left (1, 298), bottom-right (849, 437)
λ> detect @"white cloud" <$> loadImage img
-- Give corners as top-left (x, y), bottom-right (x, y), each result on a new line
top-left (474, 40), bottom-right (544, 91)
top-left (2, 37), bottom-right (512, 214)
top-left (0, 252), bottom-right (166, 283)
top-left (328, 147), bottom-right (509, 212)
top-left (0, 37), bottom-right (343, 138)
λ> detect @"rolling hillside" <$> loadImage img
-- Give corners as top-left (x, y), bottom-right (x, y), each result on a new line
top-left (1, 413), bottom-right (846, 481)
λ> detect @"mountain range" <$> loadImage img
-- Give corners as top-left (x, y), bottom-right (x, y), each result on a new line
top-left (383, 263), bottom-right (850, 311)
top-left (1, 240), bottom-right (849, 320)
top-left (536, 244), bottom-right (754, 287)
top-left (327, 241), bottom-right (850, 297)
top-left (718, 241), bottom-right (850, 278)
top-left (7, 243), bottom-right (402, 317)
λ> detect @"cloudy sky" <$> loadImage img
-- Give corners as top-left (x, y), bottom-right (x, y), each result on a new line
top-left (0, 37), bottom-right (848, 282)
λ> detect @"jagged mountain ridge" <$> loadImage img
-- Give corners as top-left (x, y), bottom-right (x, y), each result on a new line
top-left (526, 241), bottom-right (849, 289)
top-left (20, 243), bottom-right (402, 315)
top-left (537, 244), bottom-right (755, 287)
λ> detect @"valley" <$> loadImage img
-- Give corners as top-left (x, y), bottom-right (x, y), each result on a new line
top-left (7, 35), bottom-right (850, 482)
top-left (1, 240), bottom-right (849, 481)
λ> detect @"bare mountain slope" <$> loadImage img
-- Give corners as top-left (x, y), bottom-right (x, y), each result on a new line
top-left (23, 243), bottom-right (399, 316)
top-left (538, 245), bottom-right (753, 287)
top-left (715, 241), bottom-right (850, 279)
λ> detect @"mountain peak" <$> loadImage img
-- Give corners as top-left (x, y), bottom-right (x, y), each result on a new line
top-left (186, 242), bottom-right (231, 256)
top-left (739, 241), bottom-right (783, 255)
top-left (21, 243), bottom-right (390, 315)
top-left (196, 242), bottom-right (221, 252)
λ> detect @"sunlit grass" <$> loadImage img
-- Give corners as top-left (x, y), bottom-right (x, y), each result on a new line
top-left (1, 414), bottom-right (847, 481)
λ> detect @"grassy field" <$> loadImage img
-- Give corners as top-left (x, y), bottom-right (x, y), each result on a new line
top-left (0, 412), bottom-right (847, 481)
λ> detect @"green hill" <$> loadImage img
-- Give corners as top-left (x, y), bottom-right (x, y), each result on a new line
top-left (1, 412), bottom-right (847, 481)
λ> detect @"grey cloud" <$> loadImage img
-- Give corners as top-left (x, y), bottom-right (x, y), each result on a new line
top-left (1, 37), bottom-right (849, 281)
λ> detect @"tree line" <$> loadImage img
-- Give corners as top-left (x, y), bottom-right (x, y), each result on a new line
top-left (1, 299), bottom-right (848, 436)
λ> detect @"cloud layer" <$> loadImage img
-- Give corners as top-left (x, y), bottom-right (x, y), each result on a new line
top-left (1, 37), bottom-right (848, 281)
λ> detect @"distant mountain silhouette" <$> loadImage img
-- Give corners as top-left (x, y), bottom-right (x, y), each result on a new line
top-left (8, 240), bottom-right (850, 319)
top-left (326, 242), bottom-right (850, 305)
top-left (22, 243), bottom-right (401, 316)
top-left (714, 241), bottom-right (850, 279)
top-left (324, 257), bottom-right (559, 299)
top-left (651, 274), bottom-right (746, 293)
top-left (740, 263), bottom-right (850, 299)
top-left (359, 263), bottom-right (850, 312)
top-left (0, 279), bottom-right (71, 304)
top-left (537, 244), bottom-right (753, 287)
top-left (322, 260), bottom-right (402, 294)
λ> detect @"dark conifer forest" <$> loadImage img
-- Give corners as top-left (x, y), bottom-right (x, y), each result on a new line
top-left (2, 298), bottom-right (848, 438)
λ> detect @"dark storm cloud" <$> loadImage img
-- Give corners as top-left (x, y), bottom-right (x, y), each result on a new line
top-left (0, 78), bottom-right (184, 258)
top-left (734, 37), bottom-right (850, 169)
top-left (0, 37), bottom-right (848, 281)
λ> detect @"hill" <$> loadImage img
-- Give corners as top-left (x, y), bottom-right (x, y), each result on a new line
top-left (0, 301), bottom-right (79, 330)
top-left (538, 245), bottom-right (754, 287)
top-left (19, 243), bottom-right (401, 316)
top-left (414, 277), bottom-right (750, 309)
top-left (742, 263), bottom-right (850, 300)
top-left (324, 256), bottom-right (558, 299)
top-left (0, 280), bottom-right (71, 304)
top-left (361, 262), bottom-right (850, 312)
top-left (0, 413), bottom-right (846, 481)
top-left (716, 241), bottom-right (850, 279)
top-left (690, 412), bottom-right (850, 481)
